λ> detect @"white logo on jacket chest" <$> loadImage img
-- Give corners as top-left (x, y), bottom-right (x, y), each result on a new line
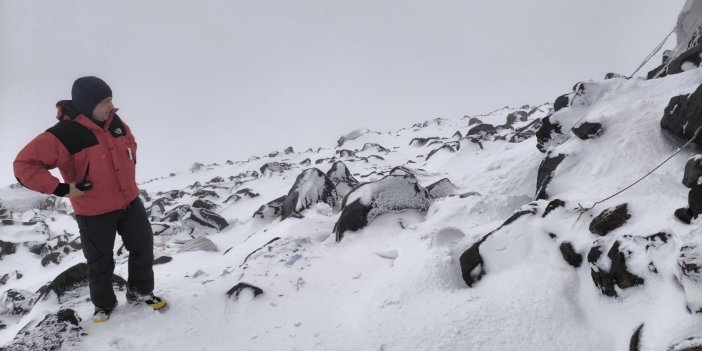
top-left (114, 128), bottom-right (123, 135)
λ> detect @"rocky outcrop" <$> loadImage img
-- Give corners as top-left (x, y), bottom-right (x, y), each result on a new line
top-left (282, 168), bottom-right (338, 218)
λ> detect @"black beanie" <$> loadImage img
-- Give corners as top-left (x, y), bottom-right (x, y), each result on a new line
top-left (71, 76), bottom-right (112, 117)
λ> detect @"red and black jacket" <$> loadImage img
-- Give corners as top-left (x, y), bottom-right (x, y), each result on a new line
top-left (14, 100), bottom-right (140, 216)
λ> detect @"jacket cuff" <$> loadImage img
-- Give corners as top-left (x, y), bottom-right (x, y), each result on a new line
top-left (52, 183), bottom-right (70, 197)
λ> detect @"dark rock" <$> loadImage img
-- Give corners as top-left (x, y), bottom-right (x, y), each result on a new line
top-left (0, 240), bottom-right (17, 260)
top-left (572, 122), bottom-right (603, 140)
top-left (1, 309), bottom-right (85, 351)
top-left (559, 242), bottom-right (582, 268)
top-left (409, 137), bottom-right (439, 147)
top-left (260, 162), bottom-right (291, 175)
top-left (468, 117), bottom-right (483, 125)
top-left (535, 115), bottom-right (562, 153)
top-left (162, 204), bottom-right (191, 222)
top-left (554, 93), bottom-right (571, 112)
top-left (690, 184), bottom-right (702, 219)
top-left (466, 124), bottom-right (496, 139)
top-left (151, 222), bottom-right (177, 236)
top-left (679, 244), bottom-right (702, 313)
top-left (452, 131), bottom-right (463, 138)
top-left (326, 162), bottom-right (360, 199)
top-left (190, 162), bottom-right (205, 172)
top-left (543, 199), bottom-right (565, 217)
top-left (459, 235), bottom-right (490, 287)
top-left (226, 282), bottom-right (263, 300)
top-left (426, 178), bottom-right (458, 198)
top-left (334, 173), bottom-right (432, 241)
top-left (509, 118), bottom-right (543, 144)
top-left (183, 208), bottom-right (229, 232)
top-left (589, 204), bottom-right (631, 236)
top-left (40, 252), bottom-right (62, 267)
top-left (253, 195), bottom-right (287, 219)
top-left (685, 156), bottom-right (702, 188)
top-left (282, 168), bottom-right (338, 218)
top-left (0, 289), bottom-right (38, 316)
top-left (192, 199), bottom-right (219, 211)
top-left (337, 149), bottom-right (355, 157)
top-left (153, 256), bottom-right (173, 265)
top-left (268, 151), bottom-right (280, 157)
top-left (661, 85), bottom-right (702, 146)
top-left (209, 176), bottom-right (225, 183)
top-left (605, 72), bottom-right (628, 80)
top-left (588, 240), bottom-right (644, 297)
top-left (361, 143), bottom-right (390, 153)
top-left (225, 160), bottom-right (234, 165)
top-left (459, 207), bottom-right (538, 286)
top-left (0, 274), bottom-right (8, 285)
top-left (674, 207), bottom-right (693, 224)
top-left (36, 263), bottom-right (127, 302)
top-left (630, 324), bottom-right (644, 351)
top-left (426, 144), bottom-right (456, 161)
top-left (192, 189), bottom-right (220, 199)
top-left (300, 158), bottom-right (311, 166)
top-left (284, 146), bottom-right (294, 154)
top-left (535, 153), bottom-right (566, 200)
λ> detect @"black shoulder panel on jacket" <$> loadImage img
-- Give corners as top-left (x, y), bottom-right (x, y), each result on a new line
top-left (107, 115), bottom-right (127, 138)
top-left (46, 121), bottom-right (99, 155)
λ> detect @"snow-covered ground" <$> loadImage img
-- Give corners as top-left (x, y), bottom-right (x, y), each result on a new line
top-left (2, 68), bottom-right (702, 350)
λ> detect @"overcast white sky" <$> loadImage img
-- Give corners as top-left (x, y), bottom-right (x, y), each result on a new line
top-left (0, 0), bottom-right (686, 187)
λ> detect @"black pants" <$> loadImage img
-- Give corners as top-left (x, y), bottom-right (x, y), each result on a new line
top-left (76, 197), bottom-right (154, 309)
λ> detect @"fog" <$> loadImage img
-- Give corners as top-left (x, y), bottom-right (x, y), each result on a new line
top-left (0, 0), bottom-right (684, 186)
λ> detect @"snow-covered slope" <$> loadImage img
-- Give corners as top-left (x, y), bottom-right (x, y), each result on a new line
top-left (2, 69), bottom-right (702, 351)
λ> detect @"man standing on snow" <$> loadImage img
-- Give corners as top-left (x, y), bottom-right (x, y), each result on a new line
top-left (13, 76), bottom-right (166, 323)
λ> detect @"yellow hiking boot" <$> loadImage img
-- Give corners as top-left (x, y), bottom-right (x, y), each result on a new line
top-left (126, 290), bottom-right (167, 310)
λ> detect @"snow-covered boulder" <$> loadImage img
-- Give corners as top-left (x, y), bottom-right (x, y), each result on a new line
top-left (466, 123), bottom-right (496, 140)
top-left (36, 263), bottom-right (127, 303)
top-left (260, 162), bottom-right (292, 175)
top-left (572, 122), bottom-right (603, 140)
top-left (334, 172), bottom-right (432, 241)
top-left (182, 207), bottom-right (229, 232)
top-left (0, 289), bottom-right (37, 317)
top-left (282, 168), bottom-right (338, 219)
top-left (426, 178), bottom-right (458, 198)
top-left (1, 309), bottom-right (85, 351)
top-left (678, 242), bottom-right (702, 313)
top-left (587, 233), bottom-right (671, 298)
top-left (326, 162), bottom-right (359, 199)
top-left (588, 204), bottom-right (631, 236)
top-left (253, 195), bottom-right (287, 220)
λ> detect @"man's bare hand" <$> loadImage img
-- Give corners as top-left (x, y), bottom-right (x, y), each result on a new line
top-left (66, 183), bottom-right (84, 198)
